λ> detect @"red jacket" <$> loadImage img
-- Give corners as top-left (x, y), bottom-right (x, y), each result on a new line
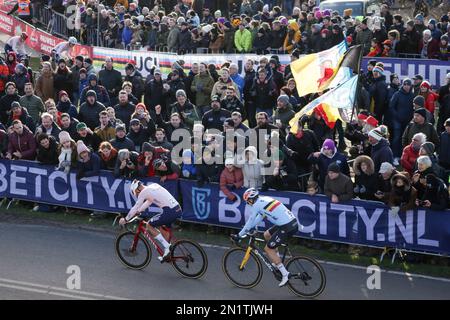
top-left (0, 61), bottom-right (8, 93)
top-left (419, 39), bottom-right (440, 59)
top-left (220, 167), bottom-right (244, 200)
top-left (421, 91), bottom-right (439, 114)
top-left (7, 126), bottom-right (37, 160)
top-left (400, 144), bottom-right (420, 175)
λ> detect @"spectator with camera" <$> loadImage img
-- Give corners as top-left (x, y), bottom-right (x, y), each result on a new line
top-left (415, 173), bottom-right (448, 211)
top-left (114, 148), bottom-right (139, 178)
top-left (153, 156), bottom-right (181, 183)
top-left (74, 122), bottom-right (101, 152)
top-left (386, 173), bottom-right (418, 213)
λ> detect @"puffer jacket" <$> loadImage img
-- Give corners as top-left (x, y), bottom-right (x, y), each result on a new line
top-left (400, 143), bottom-right (420, 175)
top-left (78, 100), bottom-right (107, 130)
top-left (371, 139), bottom-right (394, 172)
top-left (353, 155), bottom-right (378, 200)
top-left (35, 68), bottom-right (54, 103)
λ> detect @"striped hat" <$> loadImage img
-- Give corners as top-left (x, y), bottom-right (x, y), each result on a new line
top-left (372, 65), bottom-right (384, 76)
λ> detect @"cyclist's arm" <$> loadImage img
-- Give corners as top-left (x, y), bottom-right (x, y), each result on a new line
top-left (238, 210), bottom-right (264, 237)
top-left (137, 199), bottom-right (153, 214)
top-left (125, 197), bottom-right (147, 221)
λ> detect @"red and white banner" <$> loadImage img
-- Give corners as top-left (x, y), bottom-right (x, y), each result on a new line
top-left (0, 9), bottom-right (92, 58)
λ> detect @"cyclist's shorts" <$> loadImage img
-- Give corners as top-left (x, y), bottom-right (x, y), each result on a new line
top-left (267, 219), bottom-right (298, 249)
top-left (147, 205), bottom-right (182, 227)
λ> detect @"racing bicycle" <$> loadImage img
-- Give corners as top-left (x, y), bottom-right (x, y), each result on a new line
top-left (222, 231), bottom-right (326, 298)
top-left (114, 214), bottom-right (208, 279)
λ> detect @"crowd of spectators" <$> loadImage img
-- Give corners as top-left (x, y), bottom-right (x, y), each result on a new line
top-left (1, 0), bottom-right (450, 214)
top-left (26, 0), bottom-right (450, 60)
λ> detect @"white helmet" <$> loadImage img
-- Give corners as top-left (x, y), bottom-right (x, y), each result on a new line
top-left (68, 37), bottom-right (78, 45)
top-left (130, 179), bottom-right (141, 197)
top-left (243, 188), bottom-right (259, 204)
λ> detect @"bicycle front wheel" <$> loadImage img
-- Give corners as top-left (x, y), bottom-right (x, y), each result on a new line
top-left (286, 256), bottom-right (326, 298)
top-left (170, 239), bottom-right (208, 279)
top-left (222, 247), bottom-right (263, 289)
top-left (115, 231), bottom-right (152, 270)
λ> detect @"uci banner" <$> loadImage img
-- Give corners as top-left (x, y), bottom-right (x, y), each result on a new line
top-left (180, 180), bottom-right (450, 256)
top-left (0, 160), bottom-right (178, 215)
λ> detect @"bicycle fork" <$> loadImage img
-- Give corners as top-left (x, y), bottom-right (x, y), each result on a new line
top-left (239, 246), bottom-right (253, 270)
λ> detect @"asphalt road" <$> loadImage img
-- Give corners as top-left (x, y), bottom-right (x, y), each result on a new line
top-left (0, 222), bottom-right (449, 300)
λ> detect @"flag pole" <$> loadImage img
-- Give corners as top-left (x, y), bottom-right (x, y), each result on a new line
top-left (350, 45), bottom-right (364, 123)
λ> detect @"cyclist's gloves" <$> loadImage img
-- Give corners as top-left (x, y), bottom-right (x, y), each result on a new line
top-left (231, 234), bottom-right (242, 243)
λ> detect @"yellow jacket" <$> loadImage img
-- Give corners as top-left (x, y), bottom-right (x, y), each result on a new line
top-left (283, 21), bottom-right (301, 53)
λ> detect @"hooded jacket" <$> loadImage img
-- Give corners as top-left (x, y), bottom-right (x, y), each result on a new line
top-left (387, 174), bottom-right (417, 212)
top-left (284, 21), bottom-right (301, 53)
top-left (78, 99), bottom-right (107, 130)
top-left (308, 145), bottom-right (350, 189)
top-left (56, 99), bottom-right (78, 119)
top-left (353, 155), bottom-right (378, 200)
top-left (0, 92), bottom-right (20, 124)
top-left (234, 28), bottom-right (252, 53)
top-left (242, 146), bottom-right (264, 189)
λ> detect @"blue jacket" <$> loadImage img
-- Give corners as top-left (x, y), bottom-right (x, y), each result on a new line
top-left (231, 73), bottom-right (245, 98)
top-left (122, 27), bottom-right (133, 47)
top-left (389, 87), bottom-right (414, 124)
top-left (308, 149), bottom-right (350, 189)
top-left (369, 76), bottom-right (389, 119)
top-left (371, 139), bottom-right (394, 172)
top-left (77, 152), bottom-right (101, 178)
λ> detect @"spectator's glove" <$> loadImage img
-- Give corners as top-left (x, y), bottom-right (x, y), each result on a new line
top-left (353, 185), bottom-right (360, 194)
top-left (360, 185), bottom-right (366, 194)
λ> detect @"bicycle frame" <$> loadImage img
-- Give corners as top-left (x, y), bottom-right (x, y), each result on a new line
top-left (239, 235), bottom-right (289, 279)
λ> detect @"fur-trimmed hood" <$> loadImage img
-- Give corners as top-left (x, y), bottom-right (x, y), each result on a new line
top-left (390, 173), bottom-right (411, 191)
top-left (353, 155), bottom-right (375, 175)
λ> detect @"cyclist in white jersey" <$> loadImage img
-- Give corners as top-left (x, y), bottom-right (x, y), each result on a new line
top-left (232, 188), bottom-right (299, 287)
top-left (119, 179), bottom-right (182, 260)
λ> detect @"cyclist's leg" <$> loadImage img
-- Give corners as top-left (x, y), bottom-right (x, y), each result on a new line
top-left (264, 226), bottom-right (283, 265)
top-left (147, 206), bottom-right (182, 251)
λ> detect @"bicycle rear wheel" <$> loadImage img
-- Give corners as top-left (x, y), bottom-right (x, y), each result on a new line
top-left (115, 231), bottom-right (152, 270)
top-left (286, 256), bottom-right (326, 298)
top-left (222, 247), bottom-right (263, 289)
top-left (170, 239), bottom-right (208, 279)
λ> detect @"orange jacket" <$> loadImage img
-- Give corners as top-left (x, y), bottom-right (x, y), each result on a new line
top-left (283, 22), bottom-right (301, 53)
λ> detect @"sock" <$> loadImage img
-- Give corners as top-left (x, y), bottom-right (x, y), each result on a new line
top-left (277, 263), bottom-right (289, 277)
top-left (155, 233), bottom-right (170, 250)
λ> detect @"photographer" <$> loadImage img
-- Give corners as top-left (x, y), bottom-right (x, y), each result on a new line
top-left (415, 173), bottom-right (448, 211)
top-left (114, 148), bottom-right (139, 178)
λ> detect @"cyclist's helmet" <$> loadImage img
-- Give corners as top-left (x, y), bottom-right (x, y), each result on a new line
top-left (21, 32), bottom-right (28, 40)
top-left (130, 179), bottom-right (142, 197)
top-left (243, 188), bottom-right (259, 204)
top-left (68, 37), bottom-right (78, 45)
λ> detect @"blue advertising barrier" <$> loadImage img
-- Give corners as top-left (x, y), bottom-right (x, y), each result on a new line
top-left (180, 180), bottom-right (450, 256)
top-left (1, 160), bottom-right (450, 256)
top-left (0, 160), bottom-right (178, 215)
top-left (361, 57), bottom-right (450, 88)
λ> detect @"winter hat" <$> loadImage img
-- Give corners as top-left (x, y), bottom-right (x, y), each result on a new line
top-left (357, 113), bottom-right (368, 121)
top-left (176, 89), bottom-right (187, 98)
top-left (402, 78), bottom-right (412, 86)
top-left (379, 162), bottom-right (394, 174)
top-left (415, 14), bottom-right (424, 23)
top-left (390, 73), bottom-right (399, 82)
top-left (84, 58), bottom-right (93, 65)
top-left (214, 10), bottom-right (222, 18)
top-left (87, 73), bottom-right (97, 82)
top-left (225, 157), bottom-right (235, 166)
top-left (223, 21), bottom-right (232, 29)
top-left (372, 66), bottom-right (384, 76)
top-left (11, 101), bottom-right (21, 109)
top-left (76, 122), bottom-right (87, 131)
top-left (368, 129), bottom-right (383, 141)
top-left (414, 108), bottom-right (427, 119)
top-left (327, 162), bottom-right (341, 173)
top-left (130, 118), bottom-right (140, 126)
top-left (420, 80), bottom-right (432, 90)
top-left (322, 139), bottom-right (336, 152)
top-left (59, 131), bottom-right (72, 144)
top-left (406, 20), bottom-right (414, 28)
top-left (277, 94), bottom-right (290, 105)
top-left (76, 140), bottom-right (89, 155)
top-left (421, 142), bottom-right (435, 155)
top-left (142, 142), bottom-right (155, 153)
top-left (365, 116), bottom-right (379, 128)
top-left (368, 59), bottom-right (377, 67)
top-left (116, 124), bottom-right (126, 133)
top-left (382, 39), bottom-right (393, 47)
top-left (412, 74), bottom-right (423, 81)
top-left (217, 17), bottom-right (226, 24)
top-left (86, 90), bottom-right (97, 99)
top-left (59, 90), bottom-right (69, 99)
top-left (413, 95), bottom-right (425, 108)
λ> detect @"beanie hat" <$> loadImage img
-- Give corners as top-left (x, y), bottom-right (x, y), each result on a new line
top-left (76, 140), bottom-right (90, 155)
top-left (327, 162), bottom-right (341, 173)
top-left (368, 129), bottom-right (383, 141)
top-left (86, 90), bottom-right (97, 99)
top-left (217, 17), bottom-right (226, 24)
top-left (322, 139), bottom-right (336, 152)
top-left (11, 101), bottom-right (21, 109)
top-left (414, 108), bottom-right (427, 119)
top-left (277, 94), bottom-right (290, 105)
top-left (59, 90), bottom-right (69, 99)
top-left (420, 80), bottom-right (432, 90)
top-left (87, 73), bottom-right (97, 82)
top-left (372, 66), bottom-right (384, 76)
top-left (402, 78), bottom-right (412, 86)
top-left (135, 102), bottom-right (147, 111)
top-left (357, 113), bottom-right (368, 121)
top-left (59, 131), bottom-right (72, 144)
top-left (365, 116), bottom-right (379, 128)
top-left (176, 89), bottom-right (187, 98)
top-left (421, 142), bottom-right (435, 155)
top-left (415, 14), bottom-right (424, 23)
top-left (116, 124), bottom-right (126, 133)
top-left (130, 118), bottom-right (140, 126)
top-left (368, 59), bottom-right (377, 67)
top-left (390, 73), bottom-right (399, 82)
top-left (84, 58), bottom-right (93, 65)
top-left (142, 142), bottom-right (155, 153)
top-left (406, 20), bottom-right (414, 28)
top-left (76, 122), bottom-right (87, 131)
top-left (413, 95), bottom-right (425, 108)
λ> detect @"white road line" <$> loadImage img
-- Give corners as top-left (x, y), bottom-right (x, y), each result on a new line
top-left (0, 278), bottom-right (128, 300)
top-left (0, 282), bottom-right (94, 300)
top-left (199, 243), bottom-right (450, 284)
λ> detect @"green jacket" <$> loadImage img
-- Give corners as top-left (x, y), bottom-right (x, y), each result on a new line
top-left (273, 105), bottom-right (296, 129)
top-left (234, 29), bottom-right (252, 53)
top-left (170, 101), bottom-right (201, 130)
top-left (19, 95), bottom-right (45, 124)
top-left (191, 72), bottom-right (215, 107)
